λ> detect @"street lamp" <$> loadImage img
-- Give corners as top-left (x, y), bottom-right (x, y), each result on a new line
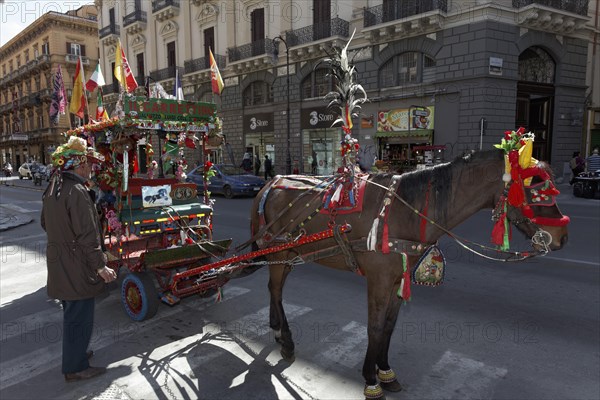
top-left (272, 35), bottom-right (291, 175)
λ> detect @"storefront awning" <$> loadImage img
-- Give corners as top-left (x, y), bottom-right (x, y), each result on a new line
top-left (374, 129), bottom-right (433, 138)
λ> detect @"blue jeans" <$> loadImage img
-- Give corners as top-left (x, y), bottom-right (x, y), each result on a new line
top-left (61, 298), bottom-right (95, 374)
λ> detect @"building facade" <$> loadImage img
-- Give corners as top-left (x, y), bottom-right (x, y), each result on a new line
top-left (96, 0), bottom-right (593, 176)
top-left (0, 5), bottom-right (100, 167)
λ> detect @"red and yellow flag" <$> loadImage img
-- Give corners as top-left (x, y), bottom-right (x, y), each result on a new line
top-left (69, 56), bottom-right (86, 119)
top-left (209, 48), bottom-right (224, 95)
top-left (114, 39), bottom-right (138, 93)
top-left (96, 89), bottom-right (109, 121)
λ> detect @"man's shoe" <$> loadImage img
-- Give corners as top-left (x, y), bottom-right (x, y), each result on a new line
top-left (64, 366), bottom-right (106, 382)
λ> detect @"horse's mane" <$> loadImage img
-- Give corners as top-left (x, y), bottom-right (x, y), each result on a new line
top-left (370, 149), bottom-right (504, 223)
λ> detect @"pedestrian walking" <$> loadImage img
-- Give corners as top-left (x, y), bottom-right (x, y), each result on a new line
top-left (254, 154), bottom-right (261, 176)
top-left (240, 152), bottom-right (252, 173)
top-left (264, 154), bottom-right (274, 180)
top-left (569, 151), bottom-right (585, 184)
top-left (586, 148), bottom-right (600, 172)
top-left (41, 136), bottom-right (117, 382)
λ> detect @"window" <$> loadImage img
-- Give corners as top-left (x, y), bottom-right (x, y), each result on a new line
top-left (109, 7), bottom-right (115, 26)
top-left (42, 42), bottom-right (49, 55)
top-left (301, 69), bottom-right (333, 99)
top-left (24, 50), bottom-right (29, 62)
top-left (204, 27), bottom-right (214, 61)
top-left (1, 65), bottom-right (5, 75)
top-left (167, 41), bottom-right (176, 67)
top-left (16, 56), bottom-right (21, 68)
top-left (518, 46), bottom-right (555, 84)
top-left (243, 81), bottom-right (273, 106)
top-left (379, 52), bottom-right (436, 87)
top-left (136, 52), bottom-right (145, 81)
top-left (67, 42), bottom-right (85, 56)
top-left (313, 0), bottom-right (331, 40)
top-left (250, 8), bottom-right (265, 56)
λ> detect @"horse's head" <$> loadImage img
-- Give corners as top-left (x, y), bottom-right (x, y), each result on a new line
top-left (506, 162), bottom-right (569, 251)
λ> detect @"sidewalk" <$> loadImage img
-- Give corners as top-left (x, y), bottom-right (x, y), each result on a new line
top-left (0, 177), bottom-right (44, 231)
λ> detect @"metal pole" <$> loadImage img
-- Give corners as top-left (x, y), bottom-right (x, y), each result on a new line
top-left (285, 43), bottom-right (291, 175)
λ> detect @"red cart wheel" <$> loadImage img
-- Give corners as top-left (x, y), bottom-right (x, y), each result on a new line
top-left (121, 272), bottom-right (159, 321)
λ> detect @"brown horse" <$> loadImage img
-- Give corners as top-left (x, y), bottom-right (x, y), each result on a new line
top-left (248, 149), bottom-right (568, 399)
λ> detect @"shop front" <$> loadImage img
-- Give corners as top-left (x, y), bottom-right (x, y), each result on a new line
top-left (243, 112), bottom-right (275, 173)
top-left (375, 106), bottom-right (436, 173)
top-left (301, 107), bottom-right (341, 175)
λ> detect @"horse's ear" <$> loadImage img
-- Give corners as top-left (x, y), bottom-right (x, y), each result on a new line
top-left (462, 149), bottom-right (475, 162)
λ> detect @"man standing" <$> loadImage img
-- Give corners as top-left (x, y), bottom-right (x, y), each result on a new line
top-left (264, 154), bottom-right (274, 180)
top-left (41, 136), bottom-right (117, 382)
top-left (254, 153), bottom-right (261, 176)
top-left (586, 148), bottom-right (600, 172)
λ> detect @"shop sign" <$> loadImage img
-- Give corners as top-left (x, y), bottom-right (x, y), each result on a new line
top-left (377, 106), bottom-right (435, 132)
top-left (301, 107), bottom-right (338, 129)
top-left (243, 113), bottom-right (273, 133)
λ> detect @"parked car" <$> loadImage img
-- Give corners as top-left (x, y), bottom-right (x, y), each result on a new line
top-left (186, 164), bottom-right (265, 198)
top-left (18, 163), bottom-right (33, 179)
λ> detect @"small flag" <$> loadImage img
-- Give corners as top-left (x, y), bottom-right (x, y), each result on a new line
top-left (96, 89), bottom-right (109, 121)
top-left (114, 39), bottom-right (138, 93)
top-left (49, 65), bottom-right (67, 125)
top-left (209, 48), bottom-right (224, 95)
top-left (173, 69), bottom-right (184, 100)
top-left (69, 56), bottom-right (86, 119)
top-left (86, 63), bottom-right (106, 92)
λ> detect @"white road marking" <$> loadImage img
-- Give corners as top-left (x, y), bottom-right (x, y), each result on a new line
top-left (408, 350), bottom-right (507, 400)
top-left (0, 233), bottom-right (47, 244)
top-left (321, 321), bottom-right (367, 368)
top-left (0, 204), bottom-right (36, 213)
top-left (0, 286), bottom-right (250, 390)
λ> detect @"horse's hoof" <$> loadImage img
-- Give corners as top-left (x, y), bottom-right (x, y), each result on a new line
top-left (280, 348), bottom-right (295, 363)
top-left (380, 379), bottom-right (402, 392)
top-left (364, 384), bottom-right (385, 400)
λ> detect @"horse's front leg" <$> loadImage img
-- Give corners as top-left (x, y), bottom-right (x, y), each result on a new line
top-left (268, 262), bottom-right (295, 361)
top-left (362, 269), bottom-right (401, 400)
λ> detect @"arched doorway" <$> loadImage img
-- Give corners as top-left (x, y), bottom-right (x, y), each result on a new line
top-left (516, 46), bottom-right (556, 161)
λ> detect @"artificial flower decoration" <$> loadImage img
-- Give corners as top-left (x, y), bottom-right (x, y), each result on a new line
top-left (51, 136), bottom-right (104, 170)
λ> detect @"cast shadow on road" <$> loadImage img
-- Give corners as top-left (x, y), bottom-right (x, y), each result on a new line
top-left (136, 329), bottom-right (304, 400)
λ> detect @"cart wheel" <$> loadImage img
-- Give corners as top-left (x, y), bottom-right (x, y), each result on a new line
top-left (121, 272), bottom-right (159, 321)
top-left (223, 185), bottom-right (234, 199)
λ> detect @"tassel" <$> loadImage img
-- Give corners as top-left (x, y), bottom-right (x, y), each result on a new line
top-left (508, 181), bottom-right (524, 206)
top-left (522, 205), bottom-right (534, 219)
top-left (491, 214), bottom-right (506, 246)
top-left (382, 222), bottom-right (390, 254)
top-left (397, 254), bottom-right (411, 301)
top-left (367, 218), bottom-right (379, 251)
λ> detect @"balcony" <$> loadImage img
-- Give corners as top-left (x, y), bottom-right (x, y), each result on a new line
top-left (512, 0), bottom-right (589, 16)
top-left (123, 9), bottom-right (147, 34)
top-left (363, 0), bottom-right (447, 43)
top-left (149, 66), bottom-right (183, 82)
top-left (152, 0), bottom-right (179, 22)
top-left (513, 0), bottom-right (589, 33)
top-left (65, 54), bottom-right (90, 65)
top-left (99, 24), bottom-right (120, 45)
top-left (102, 82), bottom-right (121, 95)
top-left (184, 53), bottom-right (226, 82)
top-left (286, 18), bottom-right (350, 48)
top-left (228, 38), bottom-right (277, 63)
top-left (364, 0), bottom-right (447, 27)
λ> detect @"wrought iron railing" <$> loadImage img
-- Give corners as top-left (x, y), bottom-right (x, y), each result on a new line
top-left (152, 0), bottom-right (180, 13)
top-left (286, 17), bottom-right (350, 47)
top-left (511, 0), bottom-right (589, 16)
top-left (184, 53), bottom-right (226, 74)
top-left (99, 24), bottom-right (120, 38)
top-left (150, 66), bottom-right (184, 81)
top-left (364, 0), bottom-right (448, 27)
top-left (123, 9), bottom-right (147, 26)
top-left (102, 82), bottom-right (121, 95)
top-left (228, 38), bottom-right (276, 62)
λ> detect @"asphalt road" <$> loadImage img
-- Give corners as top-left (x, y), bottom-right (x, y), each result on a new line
top-left (0, 182), bottom-right (598, 400)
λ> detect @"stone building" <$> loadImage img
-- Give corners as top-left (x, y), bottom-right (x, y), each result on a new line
top-left (0, 5), bottom-right (100, 167)
top-left (95, 0), bottom-right (593, 176)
